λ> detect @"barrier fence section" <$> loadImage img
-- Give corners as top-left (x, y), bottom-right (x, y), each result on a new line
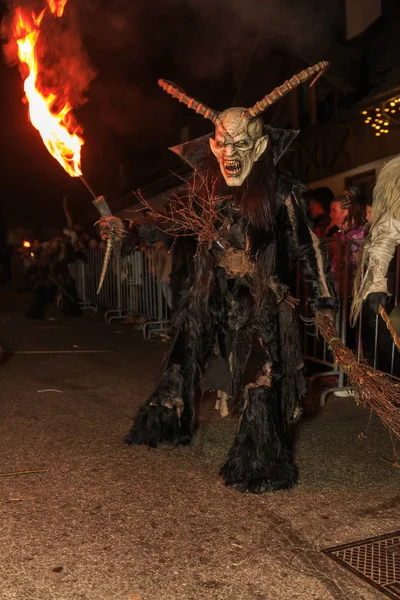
top-left (69, 239), bottom-right (400, 403)
top-left (70, 248), bottom-right (172, 338)
top-left (297, 239), bottom-right (400, 405)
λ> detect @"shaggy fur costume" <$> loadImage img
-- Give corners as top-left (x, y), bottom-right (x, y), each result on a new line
top-left (351, 155), bottom-right (400, 324)
top-left (125, 126), bottom-right (336, 493)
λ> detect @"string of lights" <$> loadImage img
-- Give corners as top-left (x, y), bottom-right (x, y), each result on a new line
top-left (361, 96), bottom-right (400, 137)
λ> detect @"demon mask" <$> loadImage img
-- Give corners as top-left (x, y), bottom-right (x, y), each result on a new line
top-left (209, 109), bottom-right (267, 187)
top-left (158, 61), bottom-right (328, 187)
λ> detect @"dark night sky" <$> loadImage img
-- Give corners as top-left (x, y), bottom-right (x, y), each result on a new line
top-left (0, 0), bottom-right (343, 232)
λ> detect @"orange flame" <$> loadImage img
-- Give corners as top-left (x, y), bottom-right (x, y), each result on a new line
top-left (46, 0), bottom-right (68, 18)
top-left (12, 3), bottom-right (83, 177)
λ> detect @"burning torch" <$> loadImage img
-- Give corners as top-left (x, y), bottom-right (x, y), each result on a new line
top-left (10, 1), bottom-right (120, 293)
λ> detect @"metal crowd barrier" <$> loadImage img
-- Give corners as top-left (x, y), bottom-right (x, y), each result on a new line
top-left (70, 248), bottom-right (172, 338)
top-left (14, 235), bottom-right (400, 402)
top-left (298, 238), bottom-right (400, 406)
top-left (69, 238), bottom-right (400, 401)
top-left (68, 258), bottom-right (97, 313)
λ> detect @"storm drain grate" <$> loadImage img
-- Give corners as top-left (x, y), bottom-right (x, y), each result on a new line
top-left (323, 531), bottom-right (400, 599)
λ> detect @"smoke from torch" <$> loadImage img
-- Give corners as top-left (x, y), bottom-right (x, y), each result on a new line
top-left (8, 0), bottom-right (113, 293)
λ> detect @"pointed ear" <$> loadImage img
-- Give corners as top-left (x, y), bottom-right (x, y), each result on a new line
top-left (209, 137), bottom-right (219, 159)
top-left (253, 135), bottom-right (268, 162)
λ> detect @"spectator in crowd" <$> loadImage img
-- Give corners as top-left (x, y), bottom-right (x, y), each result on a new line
top-left (327, 187), bottom-right (367, 298)
top-left (304, 186), bottom-right (334, 238)
top-left (5, 199), bottom-right (103, 314)
top-left (365, 198), bottom-right (372, 224)
top-left (88, 238), bottom-right (98, 250)
top-left (25, 236), bottom-right (82, 319)
top-left (326, 187), bottom-right (368, 396)
top-left (145, 239), bottom-right (173, 312)
top-left (31, 239), bottom-right (41, 256)
top-left (153, 239), bottom-right (173, 310)
top-left (62, 196), bottom-right (90, 251)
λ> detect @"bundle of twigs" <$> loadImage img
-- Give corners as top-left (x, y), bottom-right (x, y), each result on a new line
top-left (136, 174), bottom-right (231, 251)
top-left (316, 314), bottom-right (400, 439)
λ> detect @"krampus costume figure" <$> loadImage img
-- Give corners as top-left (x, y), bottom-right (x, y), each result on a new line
top-left (352, 155), bottom-right (400, 322)
top-left (350, 155), bottom-right (400, 373)
top-left (118, 63), bottom-right (337, 493)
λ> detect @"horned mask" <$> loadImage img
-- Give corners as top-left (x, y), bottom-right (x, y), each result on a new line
top-left (159, 62), bottom-right (328, 187)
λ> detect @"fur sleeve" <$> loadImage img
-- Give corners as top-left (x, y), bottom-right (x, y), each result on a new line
top-left (363, 215), bottom-right (400, 295)
top-left (350, 214), bottom-right (400, 324)
top-left (361, 155), bottom-right (400, 295)
top-left (350, 157), bottom-right (400, 324)
top-left (283, 191), bottom-right (337, 311)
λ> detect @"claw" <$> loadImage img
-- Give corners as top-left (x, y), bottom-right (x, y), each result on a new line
top-left (300, 315), bottom-right (315, 324)
top-left (94, 219), bottom-right (127, 239)
top-left (300, 315), bottom-right (316, 330)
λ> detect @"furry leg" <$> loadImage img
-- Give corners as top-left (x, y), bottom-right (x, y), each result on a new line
top-left (220, 382), bottom-right (298, 493)
top-left (126, 247), bottom-right (222, 448)
top-left (126, 314), bottom-right (210, 447)
top-left (125, 364), bottom-right (187, 447)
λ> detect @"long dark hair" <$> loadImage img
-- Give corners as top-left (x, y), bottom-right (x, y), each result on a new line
top-left (335, 186), bottom-right (365, 230)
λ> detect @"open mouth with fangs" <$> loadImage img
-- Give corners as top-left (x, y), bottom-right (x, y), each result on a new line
top-left (224, 160), bottom-right (242, 177)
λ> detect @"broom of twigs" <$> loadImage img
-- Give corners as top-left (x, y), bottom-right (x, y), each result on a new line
top-left (135, 173), bottom-right (231, 250)
top-left (316, 314), bottom-right (400, 439)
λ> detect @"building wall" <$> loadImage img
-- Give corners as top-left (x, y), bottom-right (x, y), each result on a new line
top-left (309, 153), bottom-right (399, 195)
top-left (346, 0), bottom-right (382, 39)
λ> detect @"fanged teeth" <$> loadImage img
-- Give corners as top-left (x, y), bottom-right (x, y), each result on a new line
top-left (224, 160), bottom-right (241, 175)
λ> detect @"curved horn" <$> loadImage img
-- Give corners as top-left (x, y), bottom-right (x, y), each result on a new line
top-left (158, 79), bottom-right (218, 123)
top-left (97, 237), bottom-right (113, 295)
top-left (244, 61), bottom-right (329, 119)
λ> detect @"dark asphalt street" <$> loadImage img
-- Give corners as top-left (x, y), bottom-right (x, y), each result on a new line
top-left (0, 289), bottom-right (399, 600)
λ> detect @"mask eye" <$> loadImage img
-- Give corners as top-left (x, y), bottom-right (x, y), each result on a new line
top-left (235, 140), bottom-right (249, 149)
